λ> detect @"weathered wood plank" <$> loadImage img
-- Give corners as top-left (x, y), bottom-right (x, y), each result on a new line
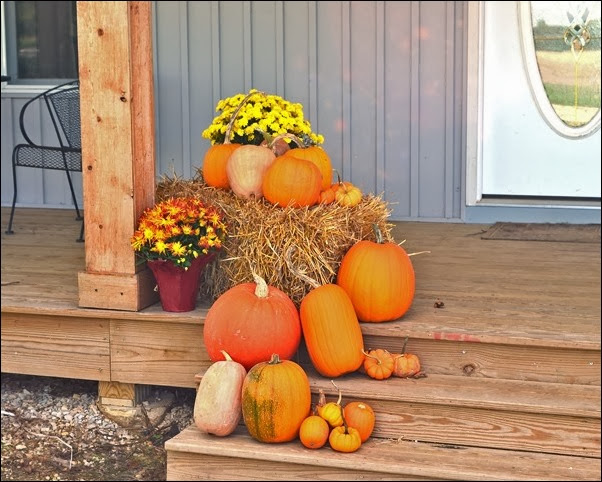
top-left (194, 367), bottom-right (600, 457)
top-left (310, 375), bottom-right (600, 457)
top-left (166, 425), bottom-right (601, 481)
top-left (361, 334), bottom-right (601, 385)
top-left (76, 1), bottom-right (157, 310)
top-left (109, 319), bottom-right (208, 387)
top-left (0, 313), bottom-right (110, 381)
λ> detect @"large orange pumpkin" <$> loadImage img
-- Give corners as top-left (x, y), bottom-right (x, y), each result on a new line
top-left (242, 353), bottom-right (311, 443)
top-left (203, 273), bottom-right (301, 371)
top-left (337, 224), bottom-right (415, 322)
top-left (300, 283), bottom-right (365, 377)
top-left (262, 156), bottom-right (322, 208)
top-left (285, 146), bottom-right (333, 191)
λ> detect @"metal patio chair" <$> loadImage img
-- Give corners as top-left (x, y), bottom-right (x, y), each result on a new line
top-left (5, 79), bottom-right (84, 242)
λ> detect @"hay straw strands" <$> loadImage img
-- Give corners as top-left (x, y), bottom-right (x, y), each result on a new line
top-left (155, 173), bottom-right (393, 306)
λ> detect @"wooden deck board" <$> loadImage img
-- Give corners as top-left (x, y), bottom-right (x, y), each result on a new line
top-left (2, 208), bottom-right (600, 345)
top-left (2, 207), bottom-right (600, 386)
top-left (166, 425), bottom-right (601, 481)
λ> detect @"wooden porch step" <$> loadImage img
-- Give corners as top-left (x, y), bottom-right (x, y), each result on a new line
top-left (165, 425), bottom-right (601, 481)
top-left (356, 312), bottom-right (601, 386)
top-left (193, 368), bottom-right (600, 458)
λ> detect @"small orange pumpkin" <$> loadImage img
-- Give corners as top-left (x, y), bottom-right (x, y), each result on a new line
top-left (392, 337), bottom-right (422, 378)
top-left (362, 348), bottom-right (395, 380)
top-left (319, 187), bottom-right (336, 205)
top-left (335, 181), bottom-right (362, 207)
top-left (241, 353), bottom-right (311, 443)
top-left (299, 415), bottom-right (330, 449)
top-left (343, 401), bottom-right (375, 442)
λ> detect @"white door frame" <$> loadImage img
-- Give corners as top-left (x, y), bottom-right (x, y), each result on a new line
top-left (465, 1), bottom-right (601, 209)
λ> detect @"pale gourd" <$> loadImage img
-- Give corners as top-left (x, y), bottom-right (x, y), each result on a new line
top-left (194, 351), bottom-right (247, 436)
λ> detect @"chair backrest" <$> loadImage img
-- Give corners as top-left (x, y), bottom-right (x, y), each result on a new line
top-left (19, 79), bottom-right (81, 151)
top-left (44, 80), bottom-right (81, 150)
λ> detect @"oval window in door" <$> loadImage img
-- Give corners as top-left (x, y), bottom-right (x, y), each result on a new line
top-left (519, 1), bottom-right (601, 138)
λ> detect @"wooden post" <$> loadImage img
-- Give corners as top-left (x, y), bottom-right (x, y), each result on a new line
top-left (76, 1), bottom-right (159, 311)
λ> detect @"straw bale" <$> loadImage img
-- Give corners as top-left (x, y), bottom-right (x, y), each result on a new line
top-left (156, 174), bottom-right (394, 306)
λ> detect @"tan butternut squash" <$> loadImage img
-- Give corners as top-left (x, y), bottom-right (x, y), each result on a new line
top-left (194, 351), bottom-right (247, 436)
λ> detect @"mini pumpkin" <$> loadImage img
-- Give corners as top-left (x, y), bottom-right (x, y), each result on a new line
top-left (328, 405), bottom-right (362, 453)
top-left (299, 415), bottom-right (330, 449)
top-left (316, 383), bottom-right (344, 428)
top-left (343, 401), bottom-right (375, 442)
top-left (362, 348), bottom-right (395, 380)
top-left (392, 337), bottom-right (422, 378)
top-left (334, 181), bottom-right (362, 207)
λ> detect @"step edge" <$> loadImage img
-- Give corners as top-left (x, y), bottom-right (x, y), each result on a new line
top-left (165, 426), bottom-right (601, 481)
top-left (192, 371), bottom-right (602, 419)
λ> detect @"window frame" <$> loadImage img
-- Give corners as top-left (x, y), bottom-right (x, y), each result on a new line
top-left (1, 0), bottom-right (79, 94)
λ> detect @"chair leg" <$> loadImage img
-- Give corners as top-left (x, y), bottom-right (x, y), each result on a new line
top-left (5, 152), bottom-right (19, 234)
top-left (77, 219), bottom-right (85, 243)
top-left (64, 168), bottom-right (82, 221)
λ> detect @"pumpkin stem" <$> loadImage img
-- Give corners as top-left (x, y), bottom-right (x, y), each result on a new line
top-left (362, 349), bottom-right (383, 365)
top-left (401, 337), bottom-right (409, 355)
top-left (317, 389), bottom-right (326, 409)
top-left (268, 353), bottom-right (281, 365)
top-left (224, 90), bottom-right (265, 145)
top-left (220, 350), bottom-right (233, 362)
top-left (251, 271), bottom-right (269, 298)
top-left (371, 223), bottom-right (384, 244)
top-left (284, 246), bottom-right (321, 289)
top-left (338, 404), bottom-right (351, 434)
top-left (333, 169), bottom-right (342, 185)
top-left (408, 250), bottom-right (431, 257)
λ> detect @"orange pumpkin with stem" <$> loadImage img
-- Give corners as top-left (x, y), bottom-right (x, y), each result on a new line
top-left (241, 353), bottom-right (311, 443)
top-left (203, 270), bottom-right (301, 371)
top-left (392, 337), bottom-right (422, 378)
top-left (362, 348), bottom-right (395, 380)
top-left (337, 223), bottom-right (416, 322)
top-left (328, 405), bottom-right (362, 453)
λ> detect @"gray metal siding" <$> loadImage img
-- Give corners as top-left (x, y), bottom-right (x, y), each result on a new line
top-left (1, 1), bottom-right (465, 222)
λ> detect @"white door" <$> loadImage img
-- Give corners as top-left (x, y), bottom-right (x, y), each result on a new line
top-left (472, 1), bottom-right (601, 201)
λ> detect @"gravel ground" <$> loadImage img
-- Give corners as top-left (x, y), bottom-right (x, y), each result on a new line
top-left (1, 373), bottom-right (196, 481)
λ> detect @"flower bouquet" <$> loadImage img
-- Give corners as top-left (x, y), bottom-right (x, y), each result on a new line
top-left (131, 197), bottom-right (227, 311)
